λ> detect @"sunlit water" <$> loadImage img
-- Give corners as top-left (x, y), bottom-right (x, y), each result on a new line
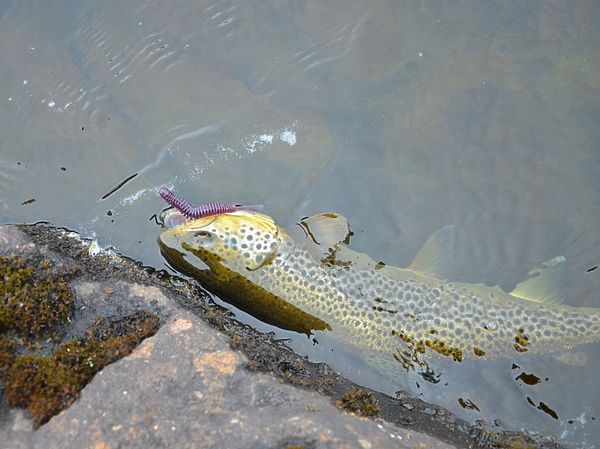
top-left (1, 0), bottom-right (599, 446)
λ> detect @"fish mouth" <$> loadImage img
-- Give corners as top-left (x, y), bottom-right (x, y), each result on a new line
top-left (158, 208), bottom-right (189, 228)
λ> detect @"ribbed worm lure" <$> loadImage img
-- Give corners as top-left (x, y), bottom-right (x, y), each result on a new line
top-left (159, 187), bottom-right (263, 220)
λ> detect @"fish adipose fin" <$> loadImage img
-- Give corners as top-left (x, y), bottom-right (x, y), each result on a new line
top-left (408, 225), bottom-right (456, 280)
top-left (287, 213), bottom-right (352, 260)
top-left (510, 256), bottom-right (566, 305)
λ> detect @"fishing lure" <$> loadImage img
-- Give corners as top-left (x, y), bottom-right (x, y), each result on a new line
top-left (159, 187), bottom-right (263, 219)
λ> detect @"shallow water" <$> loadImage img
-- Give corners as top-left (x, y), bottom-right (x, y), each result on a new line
top-left (1, 0), bottom-right (599, 445)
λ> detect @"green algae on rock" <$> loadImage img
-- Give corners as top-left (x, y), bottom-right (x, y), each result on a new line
top-left (3, 311), bottom-right (159, 428)
top-left (0, 255), bottom-right (75, 338)
top-left (0, 337), bottom-right (15, 380)
top-left (337, 388), bottom-right (380, 417)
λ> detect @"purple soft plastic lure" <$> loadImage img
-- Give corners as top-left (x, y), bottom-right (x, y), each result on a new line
top-left (159, 188), bottom-right (263, 219)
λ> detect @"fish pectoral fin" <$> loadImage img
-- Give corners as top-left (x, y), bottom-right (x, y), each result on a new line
top-left (408, 225), bottom-right (456, 280)
top-left (510, 256), bottom-right (566, 305)
top-left (286, 213), bottom-right (352, 261)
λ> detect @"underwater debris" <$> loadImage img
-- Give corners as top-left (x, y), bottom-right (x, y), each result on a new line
top-left (336, 388), bottom-right (379, 417)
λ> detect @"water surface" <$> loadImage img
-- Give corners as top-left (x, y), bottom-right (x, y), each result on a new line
top-left (1, 1), bottom-right (599, 446)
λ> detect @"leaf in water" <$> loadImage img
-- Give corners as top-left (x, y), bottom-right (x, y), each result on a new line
top-left (515, 372), bottom-right (542, 385)
top-left (458, 398), bottom-right (480, 411)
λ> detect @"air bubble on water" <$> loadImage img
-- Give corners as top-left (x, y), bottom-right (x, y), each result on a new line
top-left (120, 188), bottom-right (149, 206)
top-left (259, 134), bottom-right (274, 144)
top-left (279, 129), bottom-right (296, 146)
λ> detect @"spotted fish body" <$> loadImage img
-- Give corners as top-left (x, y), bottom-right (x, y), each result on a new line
top-left (157, 210), bottom-right (600, 369)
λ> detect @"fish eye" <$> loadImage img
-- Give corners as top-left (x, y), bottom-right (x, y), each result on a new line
top-left (194, 230), bottom-right (213, 239)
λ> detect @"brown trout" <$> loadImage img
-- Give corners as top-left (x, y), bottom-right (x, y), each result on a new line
top-left (157, 209), bottom-right (600, 373)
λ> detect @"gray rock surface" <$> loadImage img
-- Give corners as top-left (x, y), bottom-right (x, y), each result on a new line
top-left (6, 312), bottom-right (454, 449)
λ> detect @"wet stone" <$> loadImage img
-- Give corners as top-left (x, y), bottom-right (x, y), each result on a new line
top-left (3, 311), bottom-right (455, 448)
top-left (0, 226), bottom-right (37, 257)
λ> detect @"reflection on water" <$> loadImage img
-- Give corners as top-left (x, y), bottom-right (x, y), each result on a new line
top-left (0, 0), bottom-right (599, 446)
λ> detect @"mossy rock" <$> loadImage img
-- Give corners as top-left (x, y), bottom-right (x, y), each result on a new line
top-left (0, 255), bottom-right (74, 338)
top-left (0, 337), bottom-right (15, 380)
top-left (3, 311), bottom-right (159, 427)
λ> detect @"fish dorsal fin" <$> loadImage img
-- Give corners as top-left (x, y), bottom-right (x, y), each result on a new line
top-left (510, 256), bottom-right (566, 304)
top-left (408, 225), bottom-right (456, 279)
top-left (299, 213), bottom-right (352, 246)
top-left (286, 213), bottom-right (352, 261)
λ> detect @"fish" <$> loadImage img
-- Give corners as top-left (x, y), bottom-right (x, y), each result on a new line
top-left (157, 209), bottom-right (600, 377)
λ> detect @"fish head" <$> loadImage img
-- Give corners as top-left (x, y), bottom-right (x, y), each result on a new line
top-left (157, 210), bottom-right (284, 272)
top-left (158, 209), bottom-right (334, 335)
